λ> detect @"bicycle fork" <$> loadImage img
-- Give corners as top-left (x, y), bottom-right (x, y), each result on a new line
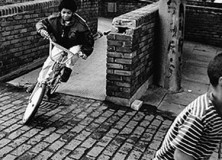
top-left (29, 82), bottom-right (46, 101)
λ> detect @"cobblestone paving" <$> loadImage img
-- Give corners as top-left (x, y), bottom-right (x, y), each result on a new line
top-left (0, 83), bottom-right (175, 160)
top-left (1, 83), bottom-right (222, 160)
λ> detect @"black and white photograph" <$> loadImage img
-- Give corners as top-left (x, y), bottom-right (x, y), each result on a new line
top-left (0, 0), bottom-right (222, 159)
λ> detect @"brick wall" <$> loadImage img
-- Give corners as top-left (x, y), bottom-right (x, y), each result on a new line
top-left (99, 0), bottom-right (154, 18)
top-left (185, 4), bottom-right (222, 47)
top-left (106, 3), bottom-right (159, 106)
top-left (76, 0), bottom-right (98, 34)
top-left (0, 0), bottom-right (98, 82)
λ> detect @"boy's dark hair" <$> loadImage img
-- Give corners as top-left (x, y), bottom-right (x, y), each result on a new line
top-left (207, 52), bottom-right (222, 87)
top-left (59, 0), bottom-right (77, 12)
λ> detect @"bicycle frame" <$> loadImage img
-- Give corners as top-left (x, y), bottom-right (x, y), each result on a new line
top-left (23, 40), bottom-right (81, 124)
top-left (29, 40), bottom-right (81, 100)
top-left (47, 39), bottom-right (82, 94)
top-left (49, 39), bottom-right (82, 65)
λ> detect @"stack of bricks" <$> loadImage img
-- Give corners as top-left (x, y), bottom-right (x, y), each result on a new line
top-left (106, 3), bottom-right (159, 107)
top-left (0, 0), bottom-right (98, 81)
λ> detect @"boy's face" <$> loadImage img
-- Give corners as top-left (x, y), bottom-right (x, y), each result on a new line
top-left (213, 77), bottom-right (222, 103)
top-left (61, 8), bottom-right (73, 21)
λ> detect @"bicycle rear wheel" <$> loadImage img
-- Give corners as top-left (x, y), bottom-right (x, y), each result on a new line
top-left (22, 83), bottom-right (46, 124)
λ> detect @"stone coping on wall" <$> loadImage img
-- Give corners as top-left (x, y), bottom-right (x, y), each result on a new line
top-left (186, 4), bottom-right (222, 12)
top-left (187, 1), bottom-right (222, 8)
top-left (138, 0), bottom-right (158, 3)
top-left (0, 0), bottom-right (59, 17)
top-left (102, 0), bottom-right (153, 2)
top-left (112, 2), bottom-right (159, 30)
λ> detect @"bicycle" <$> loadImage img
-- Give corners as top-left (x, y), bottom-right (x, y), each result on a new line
top-left (22, 39), bottom-right (82, 124)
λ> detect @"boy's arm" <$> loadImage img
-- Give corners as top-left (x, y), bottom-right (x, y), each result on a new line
top-left (80, 29), bottom-right (94, 57)
top-left (36, 18), bottom-right (48, 33)
top-left (36, 17), bottom-right (56, 40)
top-left (36, 14), bottom-right (57, 35)
top-left (174, 148), bottom-right (195, 160)
top-left (172, 114), bottom-right (204, 159)
top-left (74, 13), bottom-right (94, 57)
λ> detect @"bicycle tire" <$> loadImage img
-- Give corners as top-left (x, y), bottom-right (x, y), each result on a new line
top-left (22, 83), bottom-right (46, 124)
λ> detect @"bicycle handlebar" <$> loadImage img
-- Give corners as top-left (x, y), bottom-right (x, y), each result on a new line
top-left (48, 38), bottom-right (82, 64)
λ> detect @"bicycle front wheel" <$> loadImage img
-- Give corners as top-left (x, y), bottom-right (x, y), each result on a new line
top-left (22, 83), bottom-right (46, 124)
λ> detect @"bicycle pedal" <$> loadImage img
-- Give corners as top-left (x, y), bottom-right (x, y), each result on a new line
top-left (43, 94), bottom-right (50, 101)
top-left (26, 83), bottom-right (36, 93)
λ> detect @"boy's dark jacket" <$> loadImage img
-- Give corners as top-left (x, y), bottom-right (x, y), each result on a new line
top-left (36, 13), bottom-right (94, 56)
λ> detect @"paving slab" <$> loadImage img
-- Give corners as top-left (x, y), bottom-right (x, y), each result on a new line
top-left (186, 73), bottom-right (209, 85)
top-left (163, 91), bottom-right (199, 106)
top-left (183, 51), bottom-right (214, 63)
top-left (183, 63), bottom-right (207, 76)
top-left (157, 100), bottom-right (185, 117)
top-left (140, 85), bottom-right (168, 107)
top-left (194, 43), bottom-right (218, 53)
top-left (182, 79), bottom-right (209, 95)
top-left (182, 58), bottom-right (210, 68)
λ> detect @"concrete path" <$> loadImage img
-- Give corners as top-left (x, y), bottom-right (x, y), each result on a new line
top-left (140, 41), bottom-right (222, 116)
top-left (8, 17), bottom-right (113, 101)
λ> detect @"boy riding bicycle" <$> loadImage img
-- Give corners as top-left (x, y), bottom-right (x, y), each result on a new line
top-left (27, 0), bottom-right (94, 92)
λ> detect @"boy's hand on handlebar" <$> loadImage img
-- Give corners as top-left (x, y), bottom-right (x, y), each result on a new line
top-left (39, 29), bottom-right (50, 39)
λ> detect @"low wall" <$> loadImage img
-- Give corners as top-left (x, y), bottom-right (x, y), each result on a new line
top-left (106, 2), bottom-right (159, 106)
top-left (0, 0), bottom-right (98, 82)
top-left (185, 4), bottom-right (222, 47)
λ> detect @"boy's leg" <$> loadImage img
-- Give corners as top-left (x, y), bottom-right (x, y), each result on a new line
top-left (60, 46), bottom-right (80, 82)
top-left (26, 46), bottom-right (62, 93)
top-left (66, 45), bottom-right (80, 68)
top-left (38, 46), bottom-right (62, 83)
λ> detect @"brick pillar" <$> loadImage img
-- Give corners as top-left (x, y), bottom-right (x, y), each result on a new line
top-left (106, 3), bottom-right (159, 107)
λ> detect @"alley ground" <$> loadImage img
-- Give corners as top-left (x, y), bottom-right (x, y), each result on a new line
top-left (1, 17), bottom-right (222, 159)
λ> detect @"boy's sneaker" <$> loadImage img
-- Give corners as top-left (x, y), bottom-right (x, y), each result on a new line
top-left (26, 82), bottom-right (37, 93)
top-left (60, 67), bottom-right (72, 82)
